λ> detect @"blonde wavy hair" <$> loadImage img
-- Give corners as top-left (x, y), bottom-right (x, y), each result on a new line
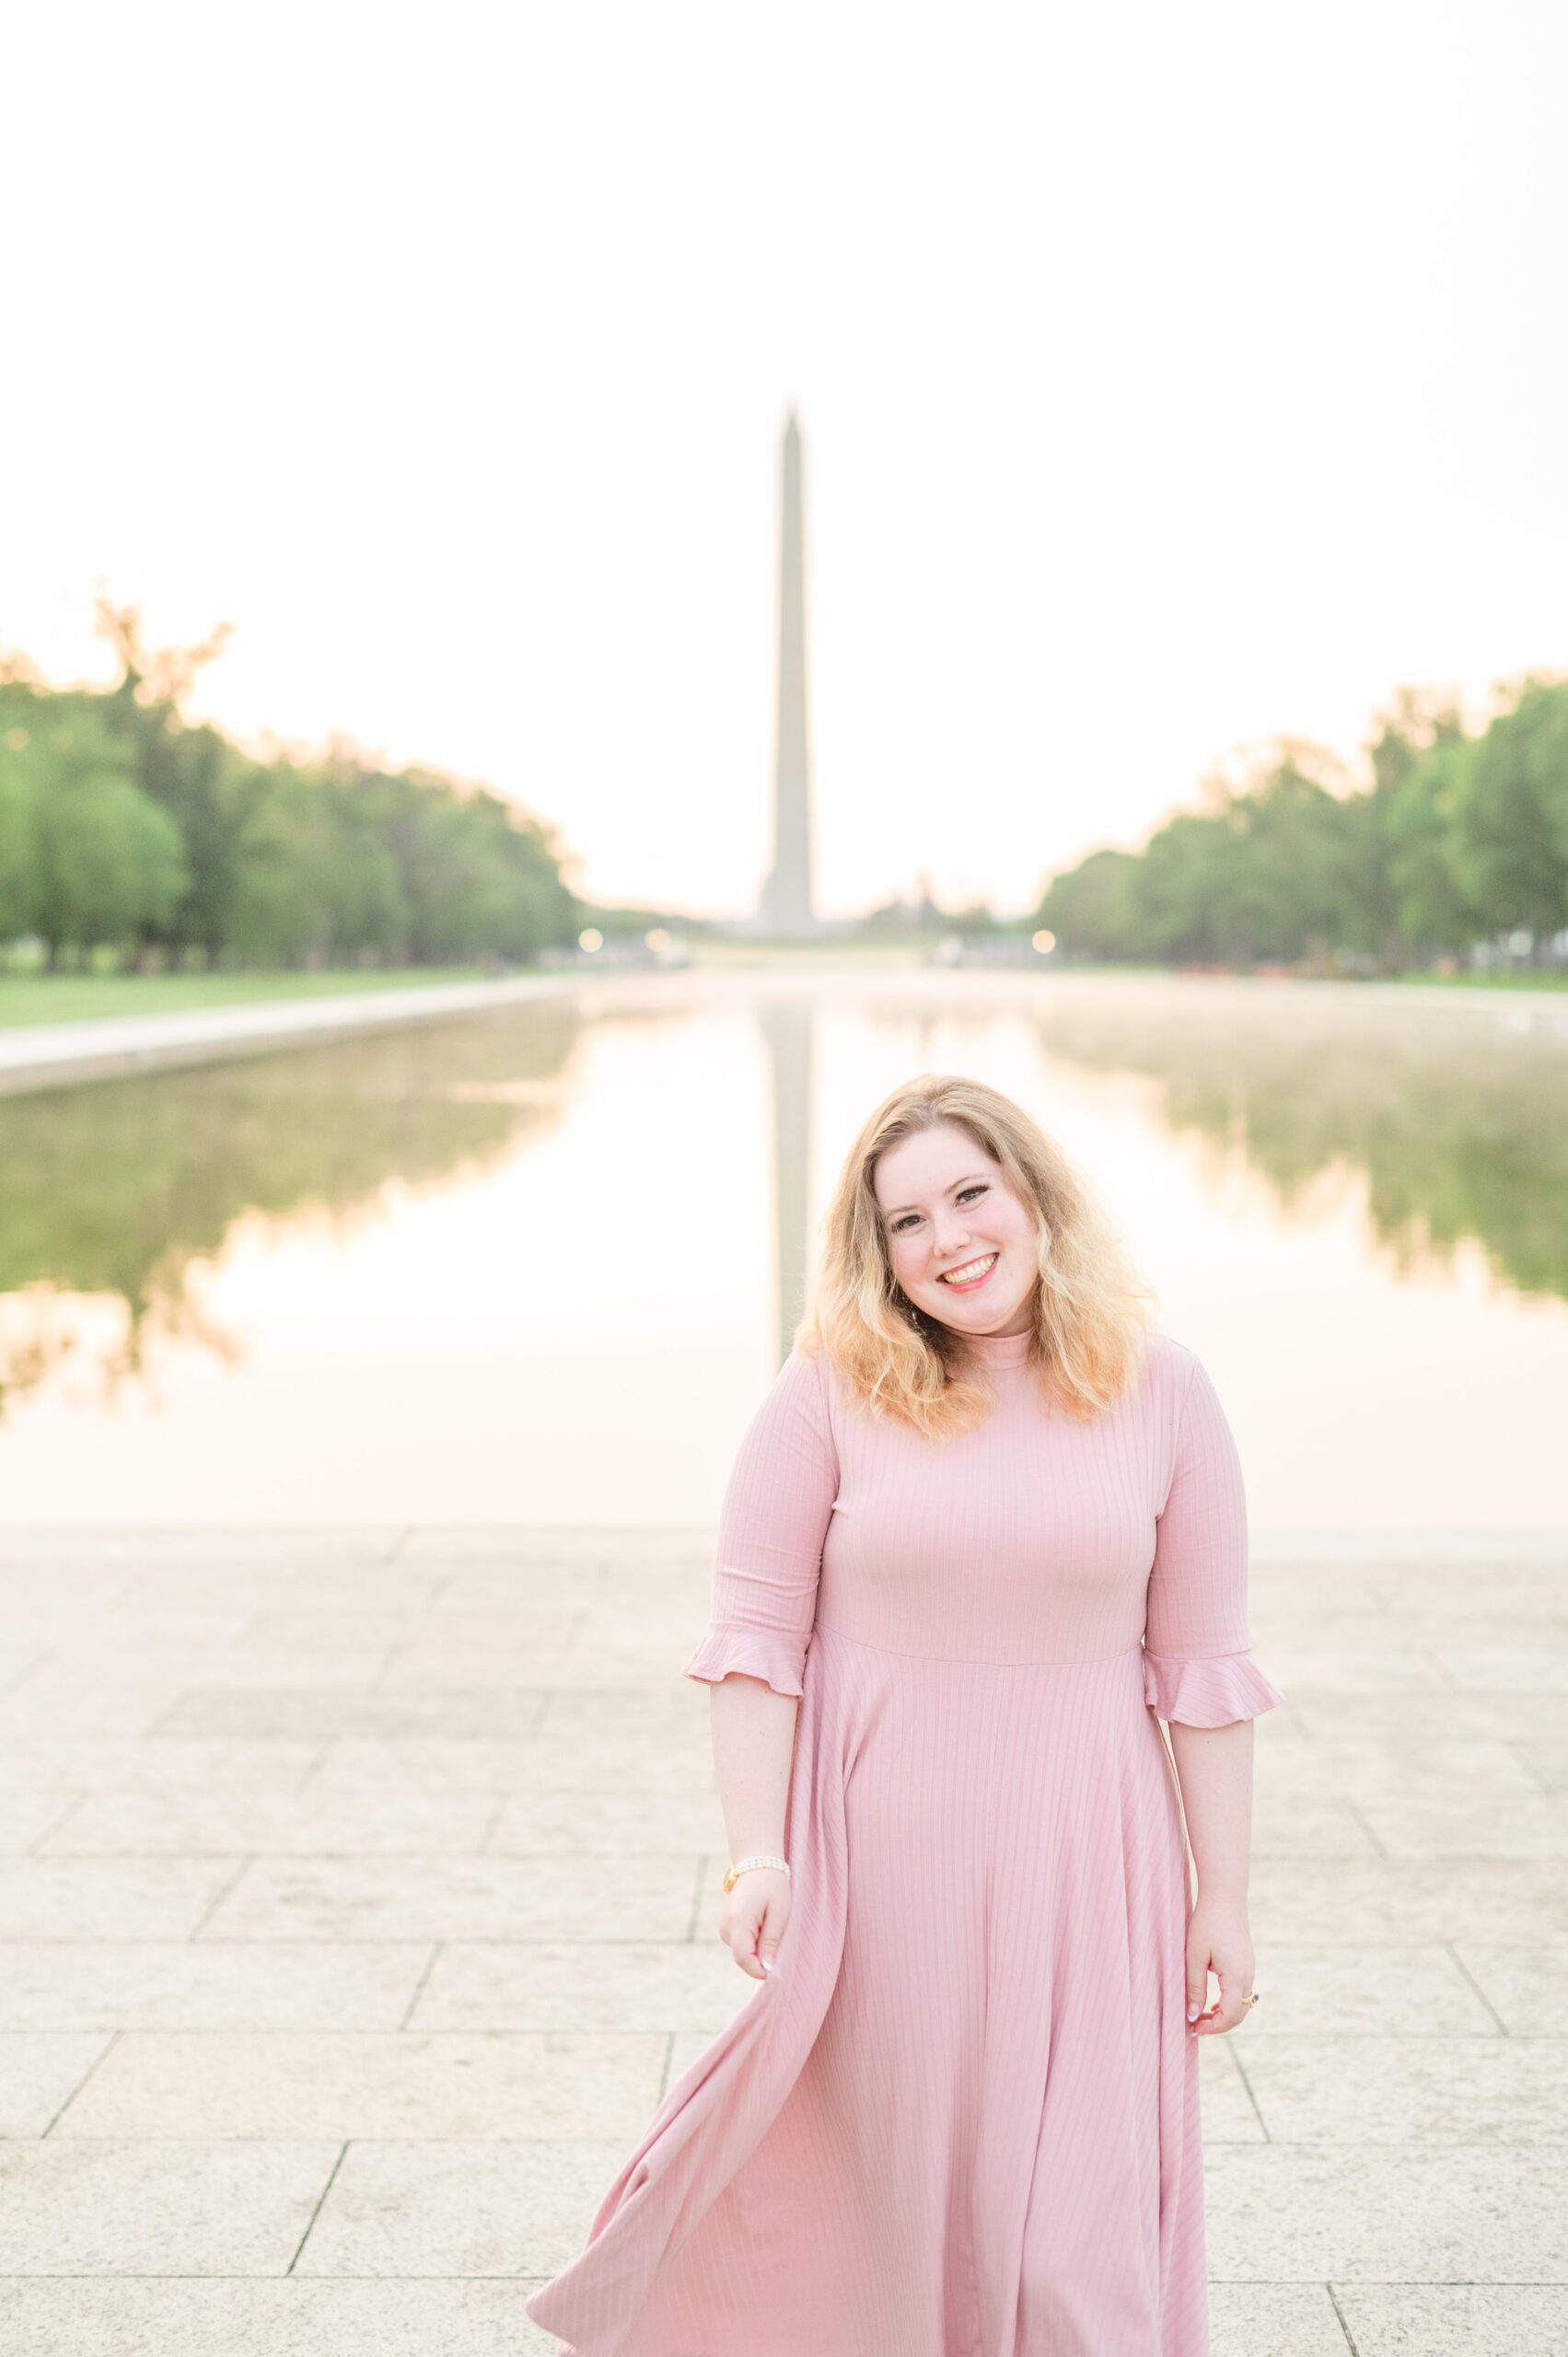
top-left (796, 1074), bottom-right (1156, 1440)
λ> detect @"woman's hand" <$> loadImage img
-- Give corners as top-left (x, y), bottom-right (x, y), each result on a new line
top-left (719, 1866), bottom-right (793, 1981)
top-left (1185, 1893), bottom-right (1257, 2036)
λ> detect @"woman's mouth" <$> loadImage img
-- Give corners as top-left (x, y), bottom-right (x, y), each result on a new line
top-left (936, 1252), bottom-right (998, 1293)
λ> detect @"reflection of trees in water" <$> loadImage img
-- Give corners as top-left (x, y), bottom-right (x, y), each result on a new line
top-left (7, 976), bottom-right (1561, 1422)
top-left (0, 1001), bottom-right (586, 1412)
top-left (1026, 989), bottom-right (1568, 1304)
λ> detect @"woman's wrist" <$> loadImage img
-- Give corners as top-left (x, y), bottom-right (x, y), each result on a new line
top-left (723, 1852), bottom-right (790, 1891)
top-left (1192, 1881), bottom-right (1249, 1910)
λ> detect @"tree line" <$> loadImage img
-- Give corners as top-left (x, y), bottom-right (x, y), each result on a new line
top-left (1031, 678), bottom-right (1568, 971)
top-left (0, 604), bottom-right (582, 970)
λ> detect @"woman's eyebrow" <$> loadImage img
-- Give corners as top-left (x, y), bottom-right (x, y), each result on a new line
top-left (880, 1172), bottom-right (992, 1220)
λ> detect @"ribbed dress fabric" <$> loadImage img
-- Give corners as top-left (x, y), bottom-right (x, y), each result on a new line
top-left (524, 1326), bottom-right (1286, 2357)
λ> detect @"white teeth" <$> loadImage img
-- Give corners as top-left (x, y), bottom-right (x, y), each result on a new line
top-left (939, 1253), bottom-right (997, 1284)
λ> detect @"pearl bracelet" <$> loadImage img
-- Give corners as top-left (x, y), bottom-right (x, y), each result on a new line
top-left (723, 1853), bottom-right (790, 1891)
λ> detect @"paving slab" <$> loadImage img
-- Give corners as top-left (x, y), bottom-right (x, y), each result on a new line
top-left (1519, 1739), bottom-right (1568, 1791)
top-left (0, 2034), bottom-right (113, 2134)
top-left (150, 1686), bottom-right (552, 1739)
top-left (0, 1737), bottom-right (323, 1793)
top-left (1332, 2284), bottom-right (1568, 2354)
top-left (0, 2277), bottom-right (555, 2357)
top-left (302, 1731), bottom-right (720, 1794)
top-left (1209, 2284), bottom-right (1353, 2356)
top-left (99, 1570), bottom-right (446, 1612)
top-left (406, 1937), bottom-right (767, 2034)
top-left (1204, 2142), bottom-right (1568, 2278)
top-left (0, 1943), bottom-right (434, 2031)
top-left (0, 1858), bottom-right (244, 1939)
top-left (245, 1603), bottom-right (583, 1647)
top-left (1255, 1608), bottom-right (1568, 1649)
top-left (1351, 1789), bottom-right (1568, 1857)
top-left (30, 1641), bottom-right (398, 1689)
top-left (1289, 1690), bottom-right (1568, 1740)
top-left (0, 1678), bottom-right (200, 1739)
top-left (1451, 1943), bottom-right (1568, 2034)
top-left (1249, 1790), bottom-right (1382, 1857)
top-left (1207, 1943), bottom-right (1500, 2037)
top-left (377, 1642), bottom-right (696, 1690)
top-left (0, 1793), bottom-right (81, 1852)
top-left (483, 1784), bottom-right (759, 1854)
top-left (1240, 2031), bottom-right (1568, 2142)
top-left (293, 2136), bottom-right (630, 2276)
top-left (0, 2140), bottom-right (339, 2272)
top-left (1245, 1854), bottom-right (1568, 1942)
top-left (52, 2029), bottom-right (666, 2141)
top-left (200, 1852), bottom-right (702, 1943)
top-left (1256, 1733), bottom-right (1546, 1799)
top-left (34, 1790), bottom-right (500, 1856)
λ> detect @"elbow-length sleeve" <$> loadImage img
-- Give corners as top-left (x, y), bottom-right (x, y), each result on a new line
top-left (1142, 1350), bottom-right (1287, 1728)
top-left (682, 1342), bottom-right (839, 1700)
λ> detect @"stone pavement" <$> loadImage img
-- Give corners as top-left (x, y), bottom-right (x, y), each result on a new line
top-left (0, 1524), bottom-right (1562, 2356)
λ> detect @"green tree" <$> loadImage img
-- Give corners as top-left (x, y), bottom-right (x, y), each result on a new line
top-left (0, 602), bottom-right (602, 978)
top-left (1034, 846), bottom-right (1144, 958)
top-left (360, 762), bottom-right (577, 965)
top-left (0, 702), bottom-right (41, 940)
top-left (0, 695), bottom-right (189, 963)
top-left (1129, 811), bottom-right (1227, 960)
top-left (1226, 749), bottom-right (1365, 967)
top-left (1446, 678), bottom-right (1568, 954)
top-left (1378, 734), bottom-right (1486, 957)
top-left (93, 599), bottom-right (265, 962)
top-left (226, 764), bottom-right (410, 966)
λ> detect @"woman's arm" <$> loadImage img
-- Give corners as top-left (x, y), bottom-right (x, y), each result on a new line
top-left (706, 1674), bottom-right (801, 1979)
top-left (684, 1344), bottom-right (839, 1980)
top-left (1168, 1717), bottom-right (1255, 1904)
top-left (1142, 1348), bottom-right (1286, 2037)
top-left (1167, 1716), bottom-right (1259, 2035)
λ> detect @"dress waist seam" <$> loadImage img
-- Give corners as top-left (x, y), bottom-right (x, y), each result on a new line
top-left (811, 1620), bottom-right (1145, 1672)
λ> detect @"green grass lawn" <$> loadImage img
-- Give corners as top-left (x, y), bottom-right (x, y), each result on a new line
top-left (1377, 967), bottom-right (1568, 991)
top-left (2, 956), bottom-right (1562, 1032)
top-left (1031, 960), bottom-right (1568, 991)
top-left (0, 967), bottom-right (500, 1030)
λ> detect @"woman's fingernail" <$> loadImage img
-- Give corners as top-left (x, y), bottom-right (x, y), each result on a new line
top-left (761, 1959), bottom-right (772, 1975)
top-left (1187, 2004), bottom-right (1200, 2020)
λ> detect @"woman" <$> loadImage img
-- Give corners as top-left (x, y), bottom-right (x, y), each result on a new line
top-left (525, 1074), bottom-right (1285, 2357)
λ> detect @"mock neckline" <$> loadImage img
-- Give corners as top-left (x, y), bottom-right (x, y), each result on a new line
top-left (951, 1325), bottom-right (1035, 1367)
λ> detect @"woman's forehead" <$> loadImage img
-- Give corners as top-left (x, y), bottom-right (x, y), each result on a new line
top-left (872, 1131), bottom-right (1000, 1203)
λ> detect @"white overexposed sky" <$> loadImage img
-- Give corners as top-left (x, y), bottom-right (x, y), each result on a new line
top-left (3, 2), bottom-right (1564, 920)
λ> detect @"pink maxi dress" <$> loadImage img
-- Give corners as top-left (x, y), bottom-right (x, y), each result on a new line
top-left (524, 1325), bottom-right (1286, 2357)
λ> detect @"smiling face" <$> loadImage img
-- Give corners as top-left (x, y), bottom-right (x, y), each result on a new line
top-left (872, 1120), bottom-right (1042, 1340)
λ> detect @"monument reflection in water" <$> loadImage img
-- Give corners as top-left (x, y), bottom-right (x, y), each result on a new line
top-left (0, 965), bottom-right (1563, 1527)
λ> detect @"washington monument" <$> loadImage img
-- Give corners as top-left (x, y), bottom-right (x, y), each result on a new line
top-left (757, 410), bottom-right (818, 931)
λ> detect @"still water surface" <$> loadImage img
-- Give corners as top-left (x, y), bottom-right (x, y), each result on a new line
top-left (1, 962), bottom-right (1564, 1528)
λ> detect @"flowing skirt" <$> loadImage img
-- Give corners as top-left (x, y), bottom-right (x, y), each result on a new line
top-left (524, 1620), bottom-right (1207, 2356)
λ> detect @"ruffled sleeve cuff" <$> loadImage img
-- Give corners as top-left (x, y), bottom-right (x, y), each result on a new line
top-left (1143, 1645), bottom-right (1286, 1727)
top-left (682, 1622), bottom-right (807, 1699)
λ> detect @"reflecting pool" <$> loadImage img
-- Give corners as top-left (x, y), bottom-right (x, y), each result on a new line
top-left (1, 961), bottom-right (1563, 1528)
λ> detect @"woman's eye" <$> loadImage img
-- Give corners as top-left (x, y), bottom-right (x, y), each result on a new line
top-left (892, 1184), bottom-right (988, 1235)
